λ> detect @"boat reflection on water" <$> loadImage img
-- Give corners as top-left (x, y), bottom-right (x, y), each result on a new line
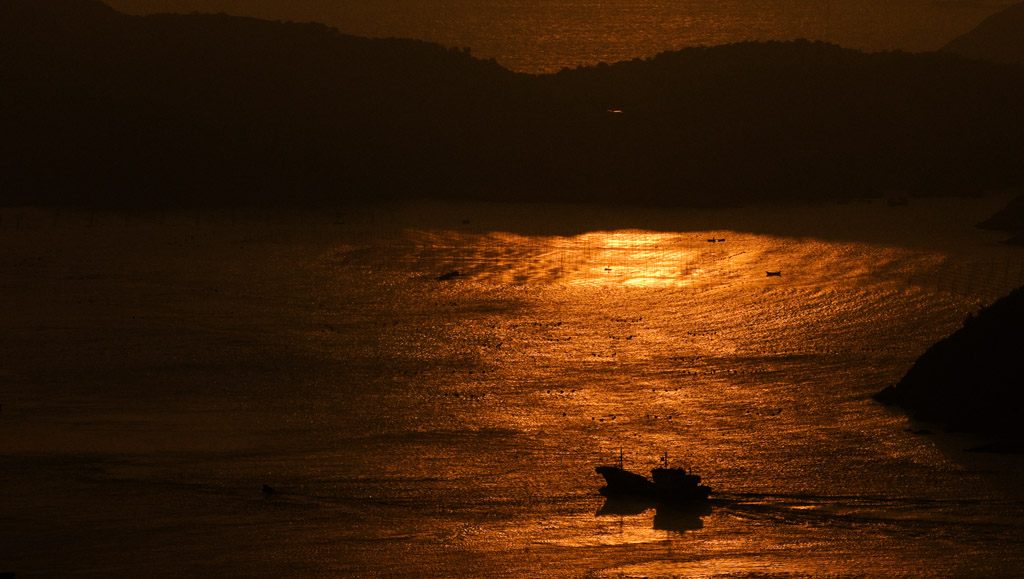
top-left (596, 496), bottom-right (712, 534)
top-left (594, 452), bottom-right (714, 534)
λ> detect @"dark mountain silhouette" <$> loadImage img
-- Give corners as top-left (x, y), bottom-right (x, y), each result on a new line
top-left (876, 286), bottom-right (1024, 443)
top-left (534, 43), bottom-right (1024, 205)
top-left (977, 194), bottom-right (1024, 231)
top-left (942, 1), bottom-right (1024, 66)
top-left (0, 0), bottom-right (519, 207)
top-left (3, 0), bottom-right (1024, 208)
top-left (977, 194), bottom-right (1024, 245)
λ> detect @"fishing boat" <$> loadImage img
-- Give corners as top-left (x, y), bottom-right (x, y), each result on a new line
top-left (595, 452), bottom-right (711, 502)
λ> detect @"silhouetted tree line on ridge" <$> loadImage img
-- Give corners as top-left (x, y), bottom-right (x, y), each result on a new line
top-left (2, 0), bottom-right (1023, 208)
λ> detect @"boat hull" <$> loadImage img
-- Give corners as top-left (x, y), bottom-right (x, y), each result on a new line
top-left (595, 466), bottom-right (711, 502)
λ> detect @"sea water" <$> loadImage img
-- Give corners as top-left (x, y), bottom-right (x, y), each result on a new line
top-left (1, 198), bottom-right (1024, 578)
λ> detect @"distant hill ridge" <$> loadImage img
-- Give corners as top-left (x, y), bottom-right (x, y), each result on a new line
top-left (0, 0), bottom-right (515, 206)
top-left (3, 0), bottom-right (1024, 207)
top-left (942, 1), bottom-right (1024, 65)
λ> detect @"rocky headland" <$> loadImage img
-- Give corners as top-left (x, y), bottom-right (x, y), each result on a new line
top-left (875, 286), bottom-right (1024, 449)
top-left (976, 195), bottom-right (1024, 245)
top-left (942, 1), bottom-right (1024, 66)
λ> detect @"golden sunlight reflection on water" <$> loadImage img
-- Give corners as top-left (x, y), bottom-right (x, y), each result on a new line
top-left (385, 225), bottom-right (1004, 298)
top-left (609, 557), bottom-right (820, 579)
top-left (403, 229), bottom-right (761, 288)
top-left (302, 199), bottom-right (1024, 577)
top-left (5, 201), bottom-right (1024, 578)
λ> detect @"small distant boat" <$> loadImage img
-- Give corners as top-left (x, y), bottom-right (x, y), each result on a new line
top-left (766, 271), bottom-right (782, 277)
top-left (595, 452), bottom-right (711, 503)
top-left (436, 270), bottom-right (461, 281)
top-left (707, 238), bottom-right (717, 243)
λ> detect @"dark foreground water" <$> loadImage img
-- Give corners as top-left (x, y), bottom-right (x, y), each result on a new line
top-left (2, 198), bottom-right (1024, 578)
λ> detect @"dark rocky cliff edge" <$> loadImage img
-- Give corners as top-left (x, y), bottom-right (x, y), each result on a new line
top-left (976, 195), bottom-right (1024, 245)
top-left (875, 286), bottom-right (1024, 451)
